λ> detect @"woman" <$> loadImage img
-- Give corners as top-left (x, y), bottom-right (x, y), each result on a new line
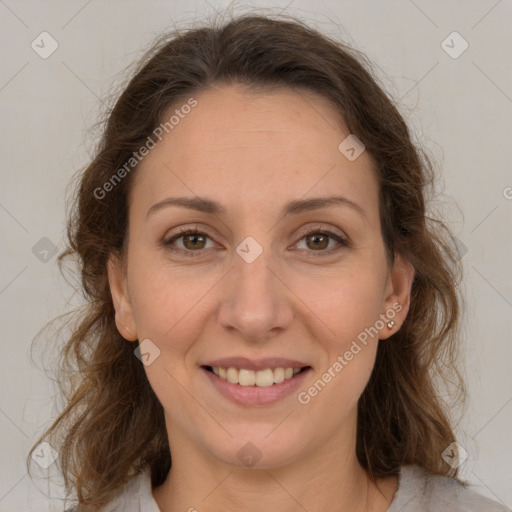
top-left (28, 13), bottom-right (509, 512)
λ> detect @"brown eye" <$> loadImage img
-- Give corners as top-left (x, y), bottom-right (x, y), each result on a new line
top-left (305, 233), bottom-right (330, 250)
top-left (162, 228), bottom-right (216, 257)
top-left (295, 229), bottom-right (347, 254)
top-left (162, 226), bottom-right (348, 258)
top-left (181, 233), bottom-right (207, 250)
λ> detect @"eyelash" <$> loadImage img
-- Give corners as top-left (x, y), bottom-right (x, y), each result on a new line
top-left (161, 225), bottom-right (349, 258)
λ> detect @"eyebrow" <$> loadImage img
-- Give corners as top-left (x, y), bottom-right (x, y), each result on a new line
top-left (146, 195), bottom-right (366, 220)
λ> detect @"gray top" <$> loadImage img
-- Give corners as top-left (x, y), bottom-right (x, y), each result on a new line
top-left (386, 465), bottom-right (509, 511)
top-left (66, 464), bottom-right (510, 511)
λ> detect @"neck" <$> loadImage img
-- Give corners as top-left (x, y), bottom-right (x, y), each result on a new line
top-left (152, 412), bottom-right (396, 512)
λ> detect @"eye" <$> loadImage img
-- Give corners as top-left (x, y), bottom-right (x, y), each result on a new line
top-left (293, 226), bottom-right (348, 255)
top-left (161, 225), bottom-right (348, 258)
top-left (162, 227), bottom-right (217, 257)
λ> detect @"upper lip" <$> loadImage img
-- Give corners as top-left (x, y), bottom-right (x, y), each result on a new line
top-left (201, 357), bottom-right (311, 371)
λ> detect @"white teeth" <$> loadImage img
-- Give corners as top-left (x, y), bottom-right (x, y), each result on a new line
top-left (273, 367), bottom-right (285, 384)
top-left (210, 366), bottom-right (304, 386)
top-left (239, 369), bottom-right (256, 386)
top-left (255, 368), bottom-right (274, 387)
top-left (226, 367), bottom-right (238, 384)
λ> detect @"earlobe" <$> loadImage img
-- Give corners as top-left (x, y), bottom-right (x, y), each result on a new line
top-left (379, 253), bottom-right (415, 340)
top-left (107, 252), bottom-right (138, 342)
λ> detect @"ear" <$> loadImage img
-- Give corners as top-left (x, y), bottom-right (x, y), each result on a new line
top-left (107, 252), bottom-right (138, 341)
top-left (378, 252), bottom-right (415, 340)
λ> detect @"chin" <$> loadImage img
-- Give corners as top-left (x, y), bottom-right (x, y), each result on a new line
top-left (205, 430), bottom-right (307, 470)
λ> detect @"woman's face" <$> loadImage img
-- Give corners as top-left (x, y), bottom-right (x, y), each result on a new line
top-left (108, 83), bottom-right (413, 469)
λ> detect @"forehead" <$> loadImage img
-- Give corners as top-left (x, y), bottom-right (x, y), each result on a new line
top-left (130, 84), bottom-right (379, 223)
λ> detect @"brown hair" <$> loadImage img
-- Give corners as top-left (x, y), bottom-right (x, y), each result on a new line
top-left (28, 12), bottom-right (467, 509)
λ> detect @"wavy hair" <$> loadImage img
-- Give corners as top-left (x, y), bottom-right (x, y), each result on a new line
top-left (28, 12), bottom-right (467, 510)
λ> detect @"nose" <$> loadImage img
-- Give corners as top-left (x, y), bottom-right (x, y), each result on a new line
top-left (217, 248), bottom-right (294, 343)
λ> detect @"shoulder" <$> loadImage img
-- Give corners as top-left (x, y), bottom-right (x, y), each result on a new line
top-left (387, 465), bottom-right (510, 512)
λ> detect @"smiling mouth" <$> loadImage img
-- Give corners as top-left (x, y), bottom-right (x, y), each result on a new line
top-left (202, 365), bottom-right (310, 387)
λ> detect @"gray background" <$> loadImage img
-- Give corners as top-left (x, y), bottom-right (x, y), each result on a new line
top-left (0, 0), bottom-right (511, 510)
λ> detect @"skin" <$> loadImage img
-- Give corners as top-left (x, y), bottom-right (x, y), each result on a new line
top-left (108, 83), bottom-right (415, 512)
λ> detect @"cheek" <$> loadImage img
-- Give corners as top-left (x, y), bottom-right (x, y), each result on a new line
top-left (128, 263), bottom-right (208, 414)
top-left (293, 264), bottom-right (386, 341)
top-left (128, 254), bottom-right (207, 339)
top-left (307, 348), bottom-right (377, 434)
top-left (292, 268), bottom-right (384, 405)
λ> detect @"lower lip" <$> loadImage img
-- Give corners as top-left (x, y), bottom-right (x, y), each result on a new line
top-left (201, 366), bottom-right (312, 406)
